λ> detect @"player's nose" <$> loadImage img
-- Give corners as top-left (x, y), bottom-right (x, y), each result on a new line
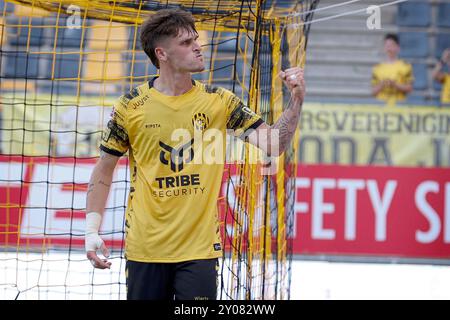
top-left (193, 41), bottom-right (202, 52)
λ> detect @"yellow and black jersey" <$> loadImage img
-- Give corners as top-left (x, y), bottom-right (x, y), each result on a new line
top-left (371, 59), bottom-right (414, 106)
top-left (100, 77), bottom-right (263, 263)
top-left (439, 73), bottom-right (450, 104)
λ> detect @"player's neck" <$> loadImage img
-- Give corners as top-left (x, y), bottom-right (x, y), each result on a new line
top-left (385, 55), bottom-right (399, 63)
top-left (153, 70), bottom-right (193, 96)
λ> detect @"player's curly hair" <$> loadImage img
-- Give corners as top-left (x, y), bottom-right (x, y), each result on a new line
top-left (140, 8), bottom-right (197, 68)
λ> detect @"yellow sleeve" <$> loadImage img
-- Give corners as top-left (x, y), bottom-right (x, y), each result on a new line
top-left (371, 66), bottom-right (380, 86)
top-left (100, 95), bottom-right (130, 156)
top-left (404, 63), bottom-right (414, 85)
top-left (218, 88), bottom-right (263, 137)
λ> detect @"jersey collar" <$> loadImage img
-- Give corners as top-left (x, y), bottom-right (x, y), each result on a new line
top-left (148, 76), bottom-right (196, 89)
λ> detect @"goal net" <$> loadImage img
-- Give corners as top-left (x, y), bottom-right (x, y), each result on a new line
top-left (0, 0), bottom-right (318, 299)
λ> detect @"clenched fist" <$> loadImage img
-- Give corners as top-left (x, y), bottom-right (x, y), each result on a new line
top-left (279, 67), bottom-right (305, 102)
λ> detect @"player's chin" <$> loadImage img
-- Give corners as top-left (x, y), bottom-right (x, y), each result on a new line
top-left (191, 64), bottom-right (205, 73)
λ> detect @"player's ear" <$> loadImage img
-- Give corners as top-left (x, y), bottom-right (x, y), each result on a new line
top-left (155, 47), bottom-right (168, 64)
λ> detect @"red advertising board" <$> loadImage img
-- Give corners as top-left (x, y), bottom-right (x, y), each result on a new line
top-left (1, 156), bottom-right (449, 260)
top-left (294, 164), bottom-right (450, 259)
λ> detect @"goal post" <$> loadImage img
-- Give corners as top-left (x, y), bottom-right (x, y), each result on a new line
top-left (0, 0), bottom-right (319, 299)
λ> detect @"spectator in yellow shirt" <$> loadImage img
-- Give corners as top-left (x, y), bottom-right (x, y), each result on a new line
top-left (371, 34), bottom-right (413, 106)
top-left (432, 48), bottom-right (450, 105)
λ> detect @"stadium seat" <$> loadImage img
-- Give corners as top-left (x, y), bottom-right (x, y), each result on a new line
top-left (437, 3), bottom-right (450, 28)
top-left (0, 79), bottom-right (35, 92)
top-left (44, 53), bottom-right (82, 79)
top-left (405, 93), bottom-right (426, 105)
top-left (89, 21), bottom-right (128, 51)
top-left (83, 52), bottom-right (124, 81)
top-left (215, 32), bottom-right (239, 52)
top-left (277, 0), bottom-right (295, 8)
top-left (3, 51), bottom-right (40, 78)
top-left (46, 82), bottom-right (80, 95)
top-left (412, 63), bottom-right (428, 90)
top-left (209, 56), bottom-right (246, 83)
top-left (208, 57), bottom-right (249, 95)
top-left (56, 26), bottom-right (85, 48)
top-left (54, 18), bottom-right (87, 48)
top-left (13, 3), bottom-right (50, 17)
top-left (263, 0), bottom-right (294, 9)
top-left (214, 31), bottom-right (252, 54)
top-left (128, 25), bottom-right (142, 50)
top-left (433, 80), bottom-right (442, 91)
top-left (0, 1), bottom-right (15, 15)
top-left (209, 58), bottom-right (235, 82)
top-left (7, 17), bottom-right (45, 46)
top-left (398, 32), bottom-right (429, 58)
top-left (125, 51), bottom-right (157, 80)
top-left (397, 2), bottom-right (431, 27)
top-left (436, 34), bottom-right (450, 59)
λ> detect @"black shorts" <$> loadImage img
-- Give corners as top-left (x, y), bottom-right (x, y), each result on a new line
top-left (126, 258), bottom-right (218, 300)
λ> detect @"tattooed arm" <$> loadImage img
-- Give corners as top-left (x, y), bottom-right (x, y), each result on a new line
top-left (248, 67), bottom-right (305, 157)
top-left (86, 151), bottom-right (119, 213)
top-left (85, 150), bottom-right (120, 269)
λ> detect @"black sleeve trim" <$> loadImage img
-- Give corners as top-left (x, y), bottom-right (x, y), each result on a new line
top-left (245, 118), bottom-right (264, 133)
top-left (239, 118), bottom-right (265, 141)
top-left (100, 144), bottom-right (125, 157)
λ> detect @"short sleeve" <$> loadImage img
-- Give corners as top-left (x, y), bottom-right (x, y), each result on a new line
top-left (371, 66), bottom-right (380, 86)
top-left (100, 95), bottom-right (130, 156)
top-left (219, 88), bottom-right (263, 137)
